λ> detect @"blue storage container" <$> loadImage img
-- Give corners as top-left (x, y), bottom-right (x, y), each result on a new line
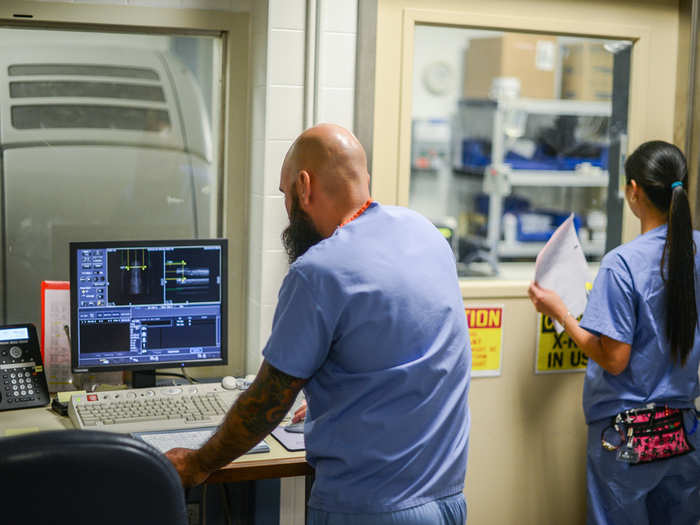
top-left (513, 210), bottom-right (581, 242)
top-left (461, 138), bottom-right (608, 171)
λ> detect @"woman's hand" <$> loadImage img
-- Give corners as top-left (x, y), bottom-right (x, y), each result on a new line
top-left (527, 282), bottom-right (568, 323)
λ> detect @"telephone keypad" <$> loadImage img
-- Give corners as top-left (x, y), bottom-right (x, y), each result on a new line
top-left (0, 325), bottom-right (49, 411)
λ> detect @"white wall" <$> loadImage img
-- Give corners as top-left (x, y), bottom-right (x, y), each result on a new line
top-left (317, 0), bottom-right (358, 128)
top-left (247, 0), bottom-right (358, 378)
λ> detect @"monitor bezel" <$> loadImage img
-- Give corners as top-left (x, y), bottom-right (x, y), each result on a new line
top-left (70, 238), bottom-right (228, 373)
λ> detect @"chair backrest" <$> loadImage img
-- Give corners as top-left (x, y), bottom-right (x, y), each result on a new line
top-left (0, 429), bottom-right (188, 525)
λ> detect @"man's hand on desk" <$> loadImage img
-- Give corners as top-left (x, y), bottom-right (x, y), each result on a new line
top-left (165, 447), bottom-right (211, 488)
top-left (165, 360), bottom-right (306, 488)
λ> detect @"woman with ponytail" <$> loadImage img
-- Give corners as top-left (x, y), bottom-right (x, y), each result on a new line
top-left (528, 140), bottom-right (700, 524)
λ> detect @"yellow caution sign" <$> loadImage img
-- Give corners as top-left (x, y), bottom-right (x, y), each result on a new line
top-left (535, 314), bottom-right (588, 374)
top-left (465, 306), bottom-right (504, 377)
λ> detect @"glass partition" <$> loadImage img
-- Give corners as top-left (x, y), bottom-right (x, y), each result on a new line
top-left (0, 27), bottom-right (224, 329)
top-left (410, 26), bottom-right (630, 279)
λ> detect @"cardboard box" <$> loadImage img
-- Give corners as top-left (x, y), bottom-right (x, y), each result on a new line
top-left (561, 42), bottom-right (613, 101)
top-left (463, 33), bottom-right (557, 99)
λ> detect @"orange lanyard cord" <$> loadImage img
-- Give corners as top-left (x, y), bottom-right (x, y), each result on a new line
top-left (338, 199), bottom-right (373, 228)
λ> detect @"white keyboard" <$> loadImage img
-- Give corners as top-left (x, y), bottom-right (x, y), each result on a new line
top-left (69, 383), bottom-right (240, 434)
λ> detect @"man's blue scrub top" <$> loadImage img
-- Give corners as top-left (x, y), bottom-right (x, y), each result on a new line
top-left (263, 202), bottom-right (471, 514)
top-left (580, 224), bottom-right (700, 423)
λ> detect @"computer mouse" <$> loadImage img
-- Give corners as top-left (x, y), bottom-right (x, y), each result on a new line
top-left (284, 421), bottom-right (305, 433)
top-left (221, 376), bottom-right (237, 390)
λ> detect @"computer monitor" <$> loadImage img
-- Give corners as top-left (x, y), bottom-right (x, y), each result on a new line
top-left (70, 239), bottom-right (227, 387)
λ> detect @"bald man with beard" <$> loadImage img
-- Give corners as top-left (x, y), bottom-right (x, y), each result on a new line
top-left (166, 124), bottom-right (470, 524)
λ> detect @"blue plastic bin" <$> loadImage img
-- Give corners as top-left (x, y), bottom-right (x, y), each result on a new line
top-left (513, 210), bottom-right (581, 242)
top-left (461, 139), bottom-right (608, 171)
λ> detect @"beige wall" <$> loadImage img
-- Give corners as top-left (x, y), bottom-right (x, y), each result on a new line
top-left (371, 1), bottom-right (680, 523)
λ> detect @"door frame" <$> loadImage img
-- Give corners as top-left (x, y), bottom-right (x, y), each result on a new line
top-left (370, 1), bottom-right (679, 247)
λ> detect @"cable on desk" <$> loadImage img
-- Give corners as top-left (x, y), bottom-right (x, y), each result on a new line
top-left (220, 484), bottom-right (232, 525)
top-left (202, 484), bottom-right (207, 525)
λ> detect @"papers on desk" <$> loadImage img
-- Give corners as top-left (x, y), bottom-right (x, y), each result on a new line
top-left (41, 281), bottom-right (74, 392)
top-left (534, 214), bottom-right (592, 334)
top-left (271, 425), bottom-right (305, 452)
top-left (132, 427), bottom-right (270, 455)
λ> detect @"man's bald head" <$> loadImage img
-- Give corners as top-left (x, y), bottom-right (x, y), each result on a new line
top-left (279, 123), bottom-right (372, 245)
top-left (282, 123), bottom-right (369, 198)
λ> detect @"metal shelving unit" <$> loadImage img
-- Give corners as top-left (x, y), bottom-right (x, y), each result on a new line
top-left (508, 169), bottom-right (608, 187)
top-left (464, 97), bottom-right (611, 273)
top-left (498, 238), bottom-right (606, 258)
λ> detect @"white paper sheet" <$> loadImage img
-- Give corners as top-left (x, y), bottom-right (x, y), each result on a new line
top-left (534, 214), bottom-right (592, 334)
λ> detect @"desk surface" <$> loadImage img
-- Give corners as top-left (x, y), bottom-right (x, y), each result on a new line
top-left (0, 406), bottom-right (312, 484)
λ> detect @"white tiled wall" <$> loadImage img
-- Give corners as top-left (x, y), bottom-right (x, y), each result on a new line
top-left (269, 29), bottom-right (306, 86)
top-left (316, 0), bottom-right (357, 129)
top-left (264, 140), bottom-right (294, 195)
top-left (246, 0), bottom-right (307, 376)
top-left (246, 0), bottom-right (358, 379)
top-left (266, 86), bottom-right (305, 140)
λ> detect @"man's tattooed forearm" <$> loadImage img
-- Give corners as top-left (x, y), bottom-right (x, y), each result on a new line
top-left (195, 360), bottom-right (306, 472)
top-left (237, 362), bottom-right (306, 436)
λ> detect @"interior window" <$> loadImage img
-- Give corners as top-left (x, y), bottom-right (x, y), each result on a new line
top-left (0, 27), bottom-right (224, 329)
top-left (410, 26), bottom-right (631, 279)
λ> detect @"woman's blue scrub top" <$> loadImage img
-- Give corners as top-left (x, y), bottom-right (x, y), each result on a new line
top-left (579, 224), bottom-right (700, 423)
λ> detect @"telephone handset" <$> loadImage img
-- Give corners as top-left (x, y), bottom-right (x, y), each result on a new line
top-left (0, 324), bottom-right (50, 411)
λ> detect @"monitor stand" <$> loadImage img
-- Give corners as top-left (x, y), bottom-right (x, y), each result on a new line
top-left (132, 370), bottom-right (157, 388)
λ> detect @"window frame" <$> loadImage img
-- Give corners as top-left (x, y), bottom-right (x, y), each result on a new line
top-left (0, 1), bottom-right (249, 376)
top-left (369, 2), bottom-right (679, 296)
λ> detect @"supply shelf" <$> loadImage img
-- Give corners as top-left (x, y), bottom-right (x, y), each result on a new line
top-left (456, 96), bottom-right (611, 272)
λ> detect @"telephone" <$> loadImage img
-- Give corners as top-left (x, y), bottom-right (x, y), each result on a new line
top-left (0, 324), bottom-right (50, 411)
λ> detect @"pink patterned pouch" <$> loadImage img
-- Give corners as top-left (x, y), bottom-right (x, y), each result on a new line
top-left (600, 405), bottom-right (694, 465)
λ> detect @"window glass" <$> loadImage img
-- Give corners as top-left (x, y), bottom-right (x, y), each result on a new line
top-left (0, 28), bottom-right (223, 329)
top-left (410, 26), bottom-right (630, 279)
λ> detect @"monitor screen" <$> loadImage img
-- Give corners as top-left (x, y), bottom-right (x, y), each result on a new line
top-left (70, 239), bottom-right (227, 374)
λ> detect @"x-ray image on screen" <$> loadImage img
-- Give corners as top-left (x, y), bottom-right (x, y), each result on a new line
top-left (165, 247), bottom-right (221, 303)
top-left (72, 239), bottom-right (227, 376)
top-left (107, 249), bottom-right (164, 305)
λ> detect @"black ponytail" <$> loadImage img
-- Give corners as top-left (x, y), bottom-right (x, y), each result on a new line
top-left (625, 141), bottom-right (696, 366)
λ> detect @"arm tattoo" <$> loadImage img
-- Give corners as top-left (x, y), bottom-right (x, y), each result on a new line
top-left (195, 360), bottom-right (307, 473)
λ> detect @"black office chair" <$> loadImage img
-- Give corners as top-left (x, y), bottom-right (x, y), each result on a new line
top-left (0, 429), bottom-right (188, 525)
